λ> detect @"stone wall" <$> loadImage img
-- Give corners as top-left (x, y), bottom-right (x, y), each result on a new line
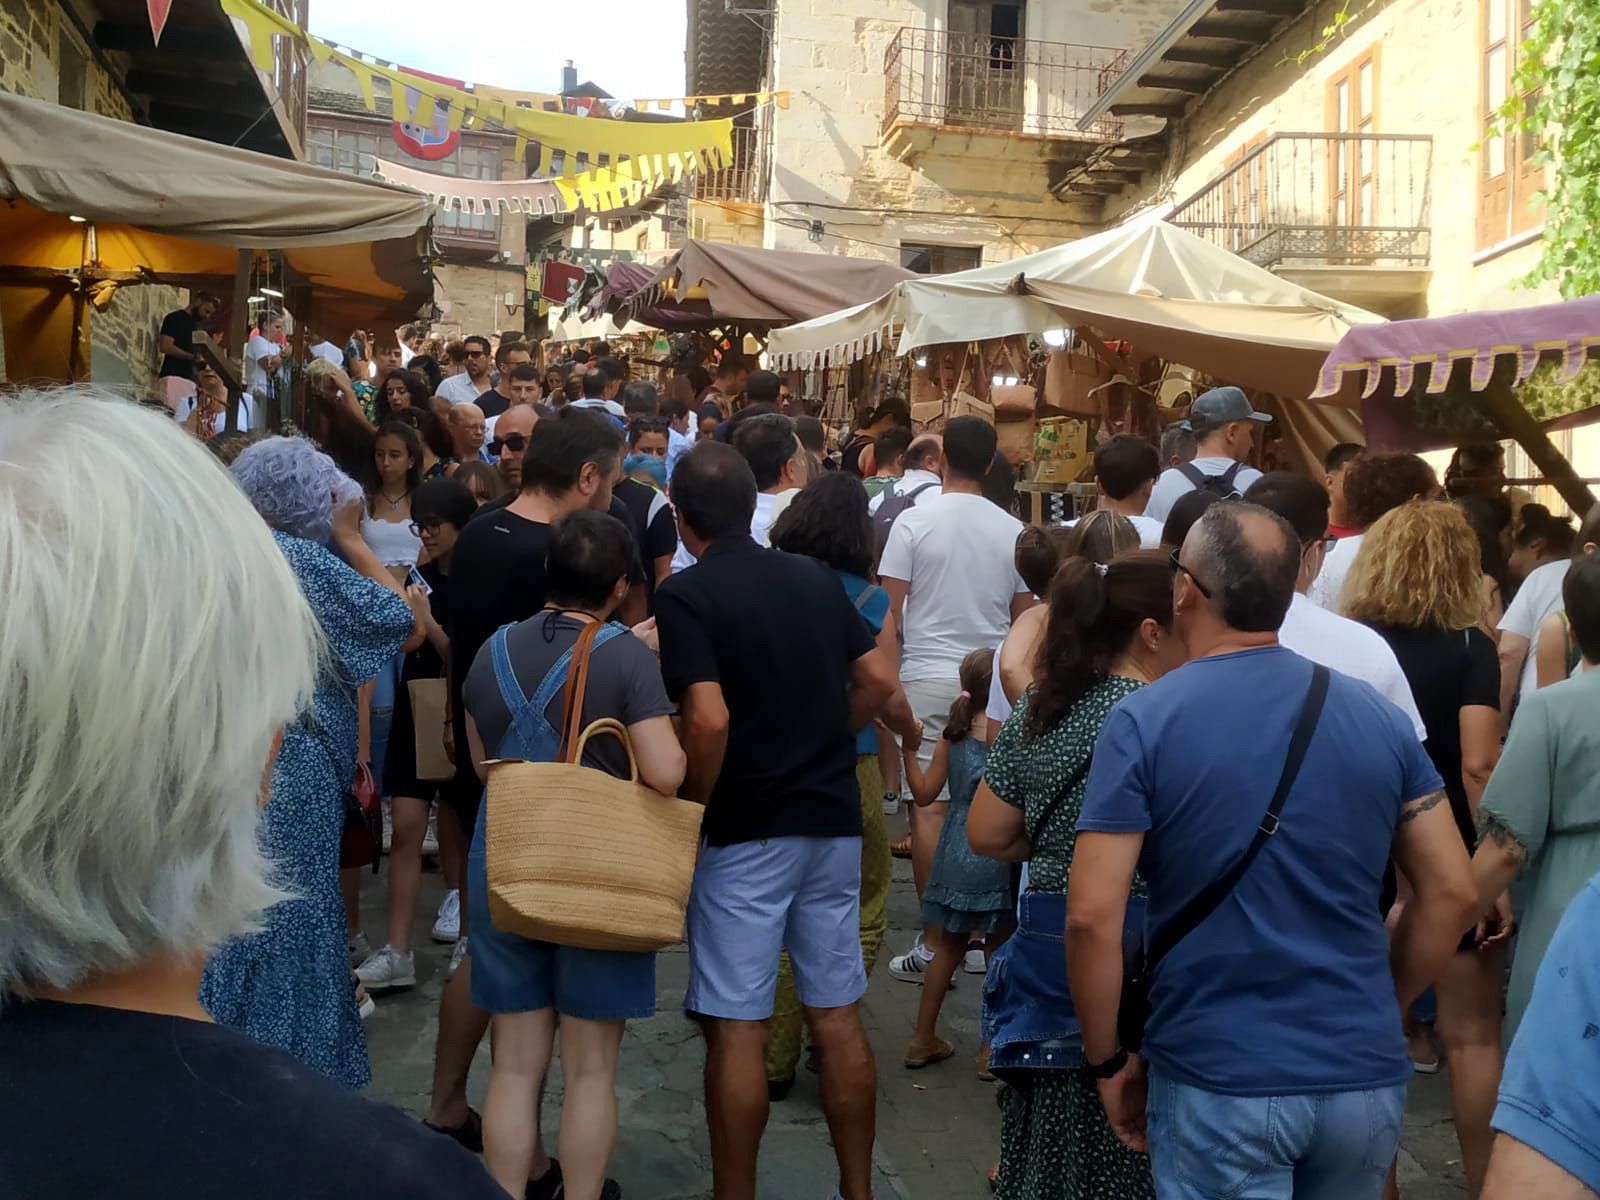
top-left (1105, 0), bottom-right (1558, 317)
top-left (760, 0), bottom-right (1185, 264)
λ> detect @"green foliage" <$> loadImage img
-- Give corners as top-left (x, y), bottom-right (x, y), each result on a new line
top-left (1498, 0), bottom-right (1600, 297)
top-left (1410, 356), bottom-right (1600, 434)
top-left (1281, 0), bottom-right (1355, 66)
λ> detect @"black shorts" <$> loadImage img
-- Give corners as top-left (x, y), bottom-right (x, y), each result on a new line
top-left (383, 670), bottom-right (481, 822)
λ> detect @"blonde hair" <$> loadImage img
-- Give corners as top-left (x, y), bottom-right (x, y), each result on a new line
top-left (1341, 501), bottom-right (1484, 630)
top-left (0, 389), bottom-right (319, 998)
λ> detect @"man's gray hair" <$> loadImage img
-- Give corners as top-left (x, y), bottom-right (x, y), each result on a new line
top-left (1189, 502), bottom-right (1300, 633)
top-left (0, 390), bottom-right (319, 998)
top-left (1160, 424), bottom-right (1197, 466)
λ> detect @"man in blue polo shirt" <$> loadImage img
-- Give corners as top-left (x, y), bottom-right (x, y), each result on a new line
top-left (1482, 872), bottom-right (1600, 1197)
top-left (1065, 501), bottom-right (1478, 1200)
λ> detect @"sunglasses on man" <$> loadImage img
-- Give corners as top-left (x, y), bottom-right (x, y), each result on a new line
top-left (488, 432), bottom-right (529, 456)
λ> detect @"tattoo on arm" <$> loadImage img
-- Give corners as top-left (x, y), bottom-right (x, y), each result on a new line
top-left (1397, 789), bottom-right (1446, 826)
top-left (1476, 809), bottom-right (1531, 868)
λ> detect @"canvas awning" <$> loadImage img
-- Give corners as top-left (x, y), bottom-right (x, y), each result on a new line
top-left (767, 220), bottom-right (1382, 397)
top-left (0, 91), bottom-right (433, 381)
top-left (619, 240), bottom-right (917, 330)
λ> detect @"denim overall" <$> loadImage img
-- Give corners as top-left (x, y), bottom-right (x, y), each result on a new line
top-left (466, 619), bottom-right (656, 1020)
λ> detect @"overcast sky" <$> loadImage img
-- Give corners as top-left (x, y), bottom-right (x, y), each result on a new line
top-left (308, 0), bottom-right (688, 102)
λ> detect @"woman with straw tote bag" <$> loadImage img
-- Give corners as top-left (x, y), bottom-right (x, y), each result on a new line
top-left (460, 511), bottom-right (692, 1200)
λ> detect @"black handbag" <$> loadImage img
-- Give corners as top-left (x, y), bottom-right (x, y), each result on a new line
top-left (1117, 664), bottom-right (1330, 1052)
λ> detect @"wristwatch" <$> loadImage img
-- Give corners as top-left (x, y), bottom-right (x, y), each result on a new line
top-left (1085, 1048), bottom-right (1128, 1079)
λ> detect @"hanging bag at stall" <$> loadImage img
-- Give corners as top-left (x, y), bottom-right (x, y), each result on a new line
top-left (484, 621), bottom-right (704, 951)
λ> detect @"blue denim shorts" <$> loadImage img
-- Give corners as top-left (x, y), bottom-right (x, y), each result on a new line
top-left (685, 836), bottom-right (866, 1020)
top-left (466, 837), bottom-right (656, 1020)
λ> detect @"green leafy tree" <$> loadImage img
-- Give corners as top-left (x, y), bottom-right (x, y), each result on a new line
top-left (1501, 0), bottom-right (1600, 297)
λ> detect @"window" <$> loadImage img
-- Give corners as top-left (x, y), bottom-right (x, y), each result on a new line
top-left (1479, 0), bottom-right (1545, 248)
top-left (900, 243), bottom-right (982, 274)
top-left (307, 127), bottom-right (501, 241)
top-left (57, 24), bottom-right (88, 110)
top-left (1326, 48), bottom-right (1379, 228)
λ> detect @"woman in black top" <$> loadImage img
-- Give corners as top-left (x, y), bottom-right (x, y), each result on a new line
top-left (1342, 500), bottom-right (1505, 1197)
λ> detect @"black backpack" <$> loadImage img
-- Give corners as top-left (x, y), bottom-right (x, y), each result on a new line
top-left (1176, 460), bottom-right (1245, 500)
top-left (872, 481), bottom-right (938, 559)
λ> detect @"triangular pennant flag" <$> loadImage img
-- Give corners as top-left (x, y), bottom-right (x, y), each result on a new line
top-left (147, 0), bottom-right (173, 45)
top-left (776, 91), bottom-right (790, 109)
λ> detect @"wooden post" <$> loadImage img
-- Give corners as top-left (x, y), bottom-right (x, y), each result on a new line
top-left (1478, 363), bottom-right (1598, 518)
top-left (227, 249), bottom-right (252, 360)
top-left (284, 284), bottom-right (311, 434)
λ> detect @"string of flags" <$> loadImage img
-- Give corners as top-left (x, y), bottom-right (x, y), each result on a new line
top-left (634, 92), bottom-right (791, 111)
top-left (215, 0), bottom-right (734, 184)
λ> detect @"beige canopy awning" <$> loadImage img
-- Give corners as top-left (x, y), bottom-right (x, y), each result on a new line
top-left (0, 90), bottom-right (433, 381)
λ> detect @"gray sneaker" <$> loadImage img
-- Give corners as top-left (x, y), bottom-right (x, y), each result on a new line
top-left (356, 946), bottom-right (417, 990)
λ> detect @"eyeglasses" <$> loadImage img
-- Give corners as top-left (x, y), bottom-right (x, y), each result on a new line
top-left (407, 521), bottom-right (443, 536)
top-left (1168, 549), bottom-right (1213, 600)
top-left (466, 349), bottom-right (488, 358)
top-left (489, 433), bottom-right (529, 455)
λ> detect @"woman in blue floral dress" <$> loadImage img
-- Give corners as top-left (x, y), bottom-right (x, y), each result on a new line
top-left (202, 438), bottom-right (419, 1089)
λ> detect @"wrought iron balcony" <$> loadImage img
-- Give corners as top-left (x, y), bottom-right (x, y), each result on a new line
top-left (1168, 133), bottom-right (1433, 271)
top-left (693, 123), bottom-right (763, 204)
top-left (883, 28), bottom-right (1128, 145)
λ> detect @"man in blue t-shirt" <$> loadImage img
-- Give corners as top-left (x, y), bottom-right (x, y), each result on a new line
top-left (1482, 872), bottom-right (1600, 1197)
top-left (1065, 501), bottom-right (1477, 1200)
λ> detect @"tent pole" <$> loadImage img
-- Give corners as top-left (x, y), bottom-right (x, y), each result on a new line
top-left (1478, 366), bottom-right (1597, 517)
top-left (228, 249), bottom-right (251, 362)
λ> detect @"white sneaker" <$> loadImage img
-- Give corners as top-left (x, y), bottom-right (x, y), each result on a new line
top-left (964, 943), bottom-right (987, 974)
top-left (888, 950), bottom-right (930, 983)
top-left (431, 889), bottom-right (461, 943)
top-left (358, 992), bottom-right (376, 1020)
top-left (881, 791), bottom-right (900, 816)
top-left (356, 946), bottom-right (417, 990)
top-left (346, 931), bottom-right (371, 957)
top-left (421, 807), bottom-right (439, 857)
top-left (449, 936), bottom-right (469, 977)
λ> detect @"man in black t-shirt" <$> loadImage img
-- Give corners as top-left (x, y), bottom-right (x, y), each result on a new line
top-left (474, 339), bottom-right (533, 419)
top-left (654, 442), bottom-right (903, 1200)
top-left (155, 291), bottom-right (219, 408)
top-left (424, 408), bottom-right (628, 1192)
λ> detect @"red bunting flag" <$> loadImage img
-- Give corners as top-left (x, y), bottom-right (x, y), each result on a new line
top-left (147, 0), bottom-right (174, 45)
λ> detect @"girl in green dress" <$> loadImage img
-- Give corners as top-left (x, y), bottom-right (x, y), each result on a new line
top-left (970, 552), bottom-right (1186, 1200)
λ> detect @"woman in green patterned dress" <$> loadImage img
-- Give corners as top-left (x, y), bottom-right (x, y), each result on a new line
top-left (970, 551), bottom-right (1187, 1200)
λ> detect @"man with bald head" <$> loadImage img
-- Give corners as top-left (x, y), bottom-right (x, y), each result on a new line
top-left (1064, 502), bottom-right (1477, 1199)
top-left (867, 433), bottom-right (942, 516)
top-left (488, 402), bottom-right (538, 492)
top-left (447, 403), bottom-right (489, 464)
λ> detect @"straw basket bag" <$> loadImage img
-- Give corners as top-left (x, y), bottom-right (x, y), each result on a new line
top-left (484, 624), bottom-right (703, 952)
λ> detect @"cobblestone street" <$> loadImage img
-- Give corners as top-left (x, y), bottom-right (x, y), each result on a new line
top-left (363, 857), bottom-right (1469, 1199)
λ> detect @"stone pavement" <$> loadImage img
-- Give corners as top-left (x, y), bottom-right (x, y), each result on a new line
top-left (361, 855), bottom-right (1467, 1199)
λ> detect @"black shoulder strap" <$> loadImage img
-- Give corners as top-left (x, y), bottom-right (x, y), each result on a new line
top-left (1217, 461), bottom-right (1243, 488)
top-left (1143, 664), bottom-right (1330, 974)
top-left (1176, 462), bottom-right (1206, 488)
top-left (906, 481), bottom-right (938, 502)
top-left (1028, 753), bottom-right (1093, 845)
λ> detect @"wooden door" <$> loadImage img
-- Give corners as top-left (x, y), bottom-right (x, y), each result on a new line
top-left (946, 1), bottom-right (1025, 129)
top-left (1327, 49), bottom-right (1379, 229)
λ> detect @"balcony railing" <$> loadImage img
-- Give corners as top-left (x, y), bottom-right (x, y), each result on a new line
top-left (1168, 133), bottom-right (1433, 270)
top-left (693, 123), bottom-right (763, 204)
top-left (883, 28), bottom-right (1127, 143)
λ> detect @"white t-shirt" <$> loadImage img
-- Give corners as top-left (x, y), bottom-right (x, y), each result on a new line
top-left (1065, 510), bottom-right (1164, 548)
top-left (245, 334), bottom-right (284, 394)
top-left (307, 340), bottom-right (344, 367)
top-left (572, 397), bottom-right (627, 418)
top-left (867, 468), bottom-right (943, 516)
top-left (1144, 456), bottom-right (1263, 525)
top-left (1278, 593), bottom-right (1427, 741)
top-left (1307, 531), bottom-right (1363, 612)
top-left (437, 373), bottom-right (487, 406)
top-left (879, 491), bottom-right (1029, 683)
top-left (1499, 559), bottom-right (1571, 699)
top-left (669, 489), bottom-right (783, 573)
top-left (174, 389), bottom-right (255, 435)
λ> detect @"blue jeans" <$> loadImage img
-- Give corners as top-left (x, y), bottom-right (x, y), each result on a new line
top-left (1146, 1070), bottom-right (1406, 1200)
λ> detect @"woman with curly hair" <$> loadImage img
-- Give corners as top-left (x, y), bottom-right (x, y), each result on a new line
top-left (1309, 452), bottom-right (1439, 611)
top-left (377, 368), bottom-right (431, 422)
top-left (201, 437), bottom-right (423, 1088)
top-left (1343, 501), bottom-right (1505, 1196)
top-left (762, 472), bottom-right (921, 1097)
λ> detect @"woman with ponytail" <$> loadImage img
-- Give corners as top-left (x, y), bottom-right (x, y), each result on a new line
top-left (899, 648), bottom-right (1012, 1070)
top-left (970, 551), bottom-right (1186, 1200)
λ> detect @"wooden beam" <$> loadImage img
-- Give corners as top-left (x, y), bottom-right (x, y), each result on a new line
top-left (91, 21), bottom-right (236, 55)
top-left (1137, 73), bottom-right (1212, 94)
top-left (1187, 18), bottom-right (1266, 39)
top-left (1478, 366), bottom-right (1598, 517)
top-left (1160, 45), bottom-right (1240, 68)
top-left (1109, 102), bottom-right (1188, 118)
top-left (1215, 0), bottom-right (1304, 15)
top-left (1071, 180), bottom-right (1129, 195)
top-left (1089, 166), bottom-right (1147, 183)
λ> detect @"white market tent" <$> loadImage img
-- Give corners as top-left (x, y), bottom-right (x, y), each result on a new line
top-left (547, 307), bottom-right (652, 344)
top-left (766, 220), bottom-right (1384, 400)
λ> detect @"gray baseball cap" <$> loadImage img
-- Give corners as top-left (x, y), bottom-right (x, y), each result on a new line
top-left (1180, 386), bottom-right (1273, 434)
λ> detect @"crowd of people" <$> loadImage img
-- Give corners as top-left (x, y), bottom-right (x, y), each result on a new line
top-left (6, 336), bottom-right (1600, 1200)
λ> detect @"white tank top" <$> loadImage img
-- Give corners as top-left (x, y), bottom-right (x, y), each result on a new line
top-left (360, 512), bottom-right (422, 568)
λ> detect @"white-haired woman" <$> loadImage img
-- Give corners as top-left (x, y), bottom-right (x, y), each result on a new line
top-left (0, 391), bottom-right (504, 1196)
top-left (201, 436), bottom-right (424, 1089)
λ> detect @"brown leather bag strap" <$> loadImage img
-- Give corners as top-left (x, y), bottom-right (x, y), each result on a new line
top-left (557, 620), bottom-right (603, 763)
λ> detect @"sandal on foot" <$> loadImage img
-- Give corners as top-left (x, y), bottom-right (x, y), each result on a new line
top-left (889, 835), bottom-right (913, 859)
top-left (904, 1037), bottom-right (956, 1069)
